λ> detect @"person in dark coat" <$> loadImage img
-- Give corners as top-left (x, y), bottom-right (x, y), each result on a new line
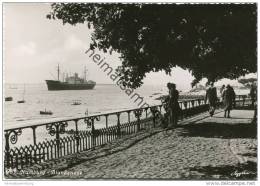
top-left (223, 84), bottom-right (236, 118)
top-left (205, 82), bottom-right (217, 117)
top-left (166, 83), bottom-right (180, 128)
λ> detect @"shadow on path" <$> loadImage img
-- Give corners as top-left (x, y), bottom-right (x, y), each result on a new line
top-left (178, 123), bottom-right (256, 139)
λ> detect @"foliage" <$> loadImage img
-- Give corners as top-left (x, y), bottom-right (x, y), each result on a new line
top-left (47, 3), bottom-right (257, 89)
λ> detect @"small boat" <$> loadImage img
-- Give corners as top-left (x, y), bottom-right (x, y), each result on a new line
top-left (17, 84), bottom-right (26, 104)
top-left (40, 109), bottom-right (53, 115)
top-left (71, 100), bottom-right (81, 105)
top-left (5, 97), bottom-right (13, 101)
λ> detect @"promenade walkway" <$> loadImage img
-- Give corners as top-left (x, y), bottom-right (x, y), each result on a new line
top-left (51, 109), bottom-right (256, 180)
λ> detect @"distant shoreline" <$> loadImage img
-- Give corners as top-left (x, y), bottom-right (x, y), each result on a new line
top-left (155, 94), bottom-right (205, 101)
top-left (156, 86), bottom-right (250, 101)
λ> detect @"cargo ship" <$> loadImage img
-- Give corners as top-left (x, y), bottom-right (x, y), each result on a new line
top-left (45, 65), bottom-right (96, 91)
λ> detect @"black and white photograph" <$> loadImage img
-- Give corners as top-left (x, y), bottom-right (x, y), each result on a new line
top-left (2, 0), bottom-right (258, 183)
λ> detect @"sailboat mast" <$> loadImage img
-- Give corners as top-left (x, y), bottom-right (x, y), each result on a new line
top-left (84, 66), bottom-right (87, 82)
top-left (23, 84), bottom-right (25, 100)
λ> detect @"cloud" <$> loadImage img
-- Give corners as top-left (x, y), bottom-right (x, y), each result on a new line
top-left (64, 34), bottom-right (85, 51)
top-left (13, 41), bottom-right (36, 56)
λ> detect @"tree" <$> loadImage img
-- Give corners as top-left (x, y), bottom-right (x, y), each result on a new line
top-left (47, 3), bottom-right (257, 89)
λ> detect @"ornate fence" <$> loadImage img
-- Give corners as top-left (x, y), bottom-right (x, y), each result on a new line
top-left (4, 95), bottom-right (253, 171)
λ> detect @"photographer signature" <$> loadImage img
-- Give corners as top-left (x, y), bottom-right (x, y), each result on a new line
top-left (231, 170), bottom-right (255, 177)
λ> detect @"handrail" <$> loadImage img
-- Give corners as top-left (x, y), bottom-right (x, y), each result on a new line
top-left (4, 103), bottom-right (163, 131)
top-left (3, 94), bottom-right (253, 171)
top-left (4, 98), bottom-right (205, 132)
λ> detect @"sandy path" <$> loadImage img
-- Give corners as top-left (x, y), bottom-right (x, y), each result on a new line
top-left (52, 110), bottom-right (256, 180)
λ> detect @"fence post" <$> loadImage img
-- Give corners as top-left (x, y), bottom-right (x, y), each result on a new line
top-left (183, 101), bottom-right (188, 117)
top-left (127, 111), bottom-right (131, 123)
top-left (145, 108), bottom-right (148, 118)
top-left (150, 107), bottom-right (158, 128)
top-left (46, 122), bottom-right (67, 158)
top-left (242, 95), bottom-right (246, 106)
top-left (31, 126), bottom-right (37, 145)
top-left (105, 114), bottom-right (109, 142)
top-left (55, 124), bottom-right (60, 158)
top-left (134, 109), bottom-right (143, 132)
top-left (84, 116), bottom-right (100, 149)
top-left (159, 105), bottom-right (162, 113)
top-left (105, 115), bottom-right (108, 128)
top-left (4, 132), bottom-right (10, 169)
top-left (198, 99), bottom-right (201, 106)
top-left (183, 101), bottom-right (188, 110)
top-left (116, 113), bottom-right (121, 137)
top-left (74, 119), bottom-right (79, 153)
top-left (91, 118), bottom-right (96, 148)
top-left (4, 129), bottom-right (22, 170)
top-left (191, 100), bottom-right (195, 115)
top-left (191, 100), bottom-right (195, 108)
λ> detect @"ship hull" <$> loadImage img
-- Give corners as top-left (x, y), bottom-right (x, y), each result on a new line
top-left (45, 80), bottom-right (96, 91)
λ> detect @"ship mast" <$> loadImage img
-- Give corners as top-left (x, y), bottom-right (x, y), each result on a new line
top-left (57, 64), bottom-right (60, 81)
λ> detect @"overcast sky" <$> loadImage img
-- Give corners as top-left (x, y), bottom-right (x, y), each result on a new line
top-left (3, 3), bottom-right (255, 91)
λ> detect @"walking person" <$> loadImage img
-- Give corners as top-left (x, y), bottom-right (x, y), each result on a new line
top-left (167, 83), bottom-right (180, 128)
top-left (205, 82), bottom-right (217, 117)
top-left (223, 84), bottom-right (236, 118)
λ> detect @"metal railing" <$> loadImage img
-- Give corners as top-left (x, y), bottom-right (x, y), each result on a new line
top-left (4, 95), bottom-right (254, 171)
